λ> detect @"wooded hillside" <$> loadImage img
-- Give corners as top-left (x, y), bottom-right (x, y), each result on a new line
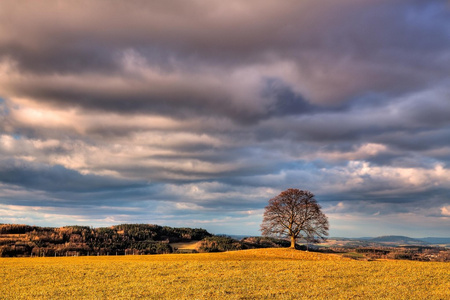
top-left (0, 223), bottom-right (211, 257)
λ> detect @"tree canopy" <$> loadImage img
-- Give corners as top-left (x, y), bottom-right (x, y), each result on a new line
top-left (260, 188), bottom-right (329, 248)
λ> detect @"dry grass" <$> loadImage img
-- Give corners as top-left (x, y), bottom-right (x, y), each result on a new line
top-left (1, 248), bottom-right (449, 299)
top-left (170, 240), bottom-right (201, 251)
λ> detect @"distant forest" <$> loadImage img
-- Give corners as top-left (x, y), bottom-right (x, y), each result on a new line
top-left (0, 224), bottom-right (289, 257)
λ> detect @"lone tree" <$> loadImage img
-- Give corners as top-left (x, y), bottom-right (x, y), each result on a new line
top-left (260, 188), bottom-right (329, 249)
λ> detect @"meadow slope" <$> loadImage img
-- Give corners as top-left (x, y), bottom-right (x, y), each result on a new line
top-left (1, 248), bottom-right (448, 299)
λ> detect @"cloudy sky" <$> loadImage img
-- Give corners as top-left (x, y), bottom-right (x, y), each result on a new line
top-left (0, 0), bottom-right (449, 238)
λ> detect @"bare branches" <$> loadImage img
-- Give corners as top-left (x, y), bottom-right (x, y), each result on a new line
top-left (260, 188), bottom-right (329, 248)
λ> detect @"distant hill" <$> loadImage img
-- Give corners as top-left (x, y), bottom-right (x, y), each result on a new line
top-left (0, 223), bottom-right (212, 257)
top-left (418, 237), bottom-right (450, 244)
top-left (225, 234), bottom-right (249, 240)
top-left (369, 236), bottom-right (428, 245)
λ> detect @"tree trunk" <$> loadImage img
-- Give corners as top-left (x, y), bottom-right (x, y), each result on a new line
top-left (290, 235), bottom-right (296, 249)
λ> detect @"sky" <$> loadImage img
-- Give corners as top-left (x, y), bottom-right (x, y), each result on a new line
top-left (0, 0), bottom-right (449, 238)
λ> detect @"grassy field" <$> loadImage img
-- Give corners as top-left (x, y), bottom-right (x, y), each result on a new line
top-left (1, 248), bottom-right (449, 299)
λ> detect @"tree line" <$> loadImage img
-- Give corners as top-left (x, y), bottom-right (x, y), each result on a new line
top-left (0, 224), bottom-right (211, 257)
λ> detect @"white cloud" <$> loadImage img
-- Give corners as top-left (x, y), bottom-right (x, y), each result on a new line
top-left (441, 206), bottom-right (450, 217)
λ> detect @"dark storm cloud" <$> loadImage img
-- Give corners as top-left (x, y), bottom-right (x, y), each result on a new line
top-left (1, 0), bottom-right (449, 119)
top-left (321, 189), bottom-right (450, 217)
top-left (375, 128), bottom-right (450, 153)
top-left (261, 78), bottom-right (317, 116)
top-left (254, 84), bottom-right (450, 148)
top-left (0, 159), bottom-right (146, 193)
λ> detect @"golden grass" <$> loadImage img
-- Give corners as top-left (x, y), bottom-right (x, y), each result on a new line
top-left (170, 240), bottom-right (201, 250)
top-left (1, 248), bottom-right (448, 299)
